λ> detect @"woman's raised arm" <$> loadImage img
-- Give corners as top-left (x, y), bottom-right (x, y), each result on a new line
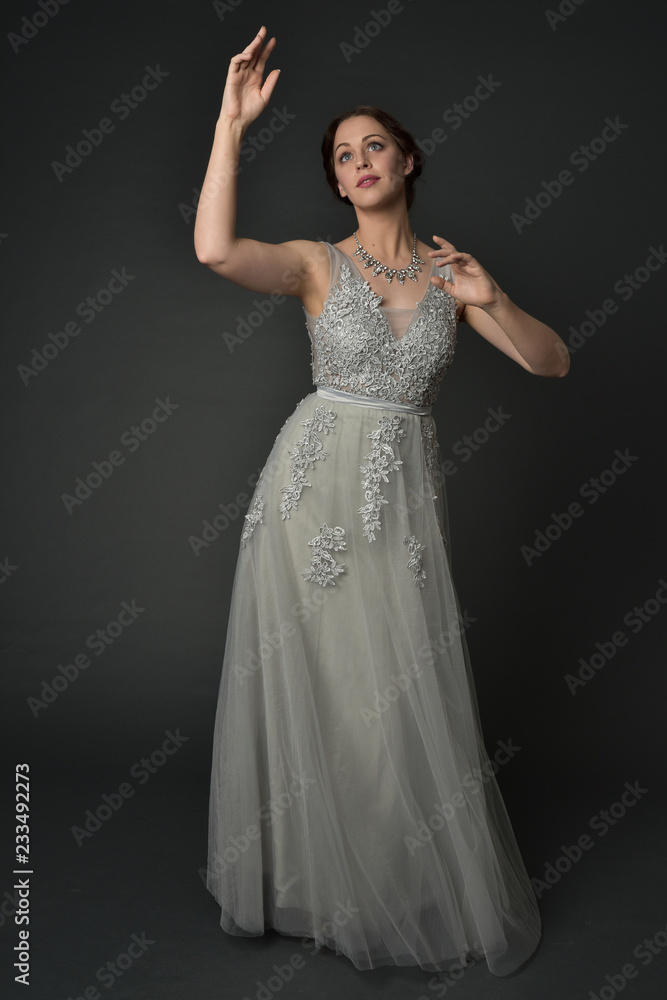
top-left (194, 26), bottom-right (321, 299)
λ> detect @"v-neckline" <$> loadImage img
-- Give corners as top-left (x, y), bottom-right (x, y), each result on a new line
top-left (335, 245), bottom-right (437, 343)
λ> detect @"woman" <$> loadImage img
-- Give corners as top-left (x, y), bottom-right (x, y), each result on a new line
top-left (195, 25), bottom-right (568, 978)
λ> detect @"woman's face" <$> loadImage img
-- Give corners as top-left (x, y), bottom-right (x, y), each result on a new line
top-left (332, 115), bottom-right (412, 204)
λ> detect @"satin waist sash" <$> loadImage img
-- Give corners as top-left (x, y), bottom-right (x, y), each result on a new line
top-left (316, 386), bottom-right (432, 415)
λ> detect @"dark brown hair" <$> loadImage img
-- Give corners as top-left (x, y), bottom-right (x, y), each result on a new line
top-left (321, 105), bottom-right (423, 210)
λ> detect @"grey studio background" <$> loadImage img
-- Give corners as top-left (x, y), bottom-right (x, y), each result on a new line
top-left (1, 0), bottom-right (666, 998)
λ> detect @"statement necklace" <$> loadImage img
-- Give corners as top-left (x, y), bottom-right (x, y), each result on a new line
top-left (352, 230), bottom-right (425, 284)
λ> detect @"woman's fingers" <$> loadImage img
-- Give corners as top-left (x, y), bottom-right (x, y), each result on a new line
top-left (246, 28), bottom-right (276, 72)
top-left (234, 30), bottom-right (263, 62)
top-left (430, 247), bottom-right (473, 267)
top-left (430, 273), bottom-right (455, 289)
top-left (233, 26), bottom-right (274, 70)
top-left (255, 32), bottom-right (276, 65)
top-left (259, 68), bottom-right (281, 104)
top-left (220, 27), bottom-right (278, 123)
top-left (245, 25), bottom-right (267, 54)
top-left (428, 235), bottom-right (457, 256)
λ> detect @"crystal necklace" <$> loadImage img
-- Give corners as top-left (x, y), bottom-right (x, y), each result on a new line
top-left (352, 230), bottom-right (425, 284)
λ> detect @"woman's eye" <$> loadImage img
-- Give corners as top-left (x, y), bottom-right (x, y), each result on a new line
top-left (339, 142), bottom-right (383, 163)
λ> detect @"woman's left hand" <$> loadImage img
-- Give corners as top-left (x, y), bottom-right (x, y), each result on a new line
top-left (428, 235), bottom-right (502, 309)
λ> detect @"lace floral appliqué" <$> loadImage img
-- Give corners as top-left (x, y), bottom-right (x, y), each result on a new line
top-left (420, 421), bottom-right (441, 501)
top-left (240, 493), bottom-right (264, 547)
top-left (256, 396), bottom-right (310, 486)
top-left (420, 419), bottom-right (446, 544)
top-left (307, 258), bottom-right (457, 407)
top-left (279, 406), bottom-right (337, 519)
top-left (301, 524), bottom-right (347, 587)
top-left (358, 414), bottom-right (406, 542)
top-left (403, 535), bottom-right (426, 588)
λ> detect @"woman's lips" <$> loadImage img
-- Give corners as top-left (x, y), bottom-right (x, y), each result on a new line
top-left (357, 177), bottom-right (379, 187)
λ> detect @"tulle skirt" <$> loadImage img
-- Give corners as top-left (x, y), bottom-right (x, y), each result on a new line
top-left (206, 387), bottom-right (541, 975)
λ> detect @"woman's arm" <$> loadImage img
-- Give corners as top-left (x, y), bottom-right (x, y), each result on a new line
top-left (193, 114), bottom-right (246, 266)
top-left (194, 26), bottom-right (321, 298)
top-left (458, 298), bottom-right (570, 377)
top-left (430, 235), bottom-right (570, 377)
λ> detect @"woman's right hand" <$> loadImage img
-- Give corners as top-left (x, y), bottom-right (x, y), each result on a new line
top-left (219, 26), bottom-right (279, 130)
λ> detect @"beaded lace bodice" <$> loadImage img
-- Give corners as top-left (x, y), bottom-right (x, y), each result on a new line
top-left (303, 242), bottom-right (458, 407)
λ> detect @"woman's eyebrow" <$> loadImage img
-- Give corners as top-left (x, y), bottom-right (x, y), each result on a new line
top-left (334, 133), bottom-right (386, 153)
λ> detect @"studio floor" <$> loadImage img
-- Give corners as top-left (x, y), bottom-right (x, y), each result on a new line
top-left (2, 771), bottom-right (665, 1000)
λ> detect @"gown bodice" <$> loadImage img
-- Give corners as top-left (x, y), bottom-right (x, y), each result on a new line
top-left (303, 242), bottom-right (458, 407)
